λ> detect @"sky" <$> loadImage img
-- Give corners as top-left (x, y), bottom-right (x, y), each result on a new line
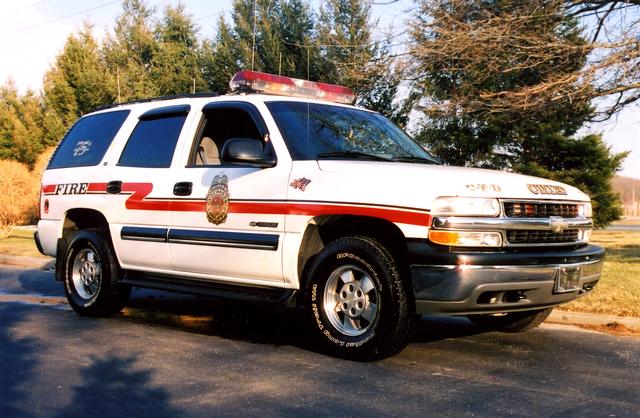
top-left (0, 0), bottom-right (638, 179)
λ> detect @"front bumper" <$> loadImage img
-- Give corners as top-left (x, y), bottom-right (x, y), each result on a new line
top-left (407, 241), bottom-right (604, 315)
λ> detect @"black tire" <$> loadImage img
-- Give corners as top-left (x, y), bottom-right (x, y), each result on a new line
top-left (468, 307), bottom-right (554, 333)
top-left (62, 229), bottom-right (129, 317)
top-left (304, 236), bottom-right (415, 361)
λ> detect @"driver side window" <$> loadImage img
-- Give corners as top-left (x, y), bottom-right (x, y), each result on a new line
top-left (191, 107), bottom-right (265, 166)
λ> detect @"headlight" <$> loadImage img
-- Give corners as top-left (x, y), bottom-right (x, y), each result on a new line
top-left (432, 197), bottom-right (501, 217)
top-left (578, 202), bottom-right (593, 218)
top-left (429, 230), bottom-right (503, 247)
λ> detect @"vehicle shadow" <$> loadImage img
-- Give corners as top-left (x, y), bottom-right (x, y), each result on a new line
top-left (120, 289), bottom-right (483, 351)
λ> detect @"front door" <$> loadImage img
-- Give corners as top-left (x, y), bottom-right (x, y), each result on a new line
top-left (167, 102), bottom-right (288, 286)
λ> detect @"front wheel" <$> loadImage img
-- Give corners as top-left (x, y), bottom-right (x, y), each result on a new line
top-left (468, 307), bottom-right (554, 333)
top-left (304, 236), bottom-right (415, 360)
top-left (62, 229), bottom-right (129, 317)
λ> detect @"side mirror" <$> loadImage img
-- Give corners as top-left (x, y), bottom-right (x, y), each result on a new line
top-left (220, 138), bottom-right (276, 168)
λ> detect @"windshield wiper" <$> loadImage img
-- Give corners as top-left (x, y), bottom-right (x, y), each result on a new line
top-left (316, 151), bottom-right (393, 162)
top-left (391, 156), bottom-right (439, 165)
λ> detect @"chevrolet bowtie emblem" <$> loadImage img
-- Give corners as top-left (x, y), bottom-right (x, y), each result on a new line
top-left (549, 216), bottom-right (569, 232)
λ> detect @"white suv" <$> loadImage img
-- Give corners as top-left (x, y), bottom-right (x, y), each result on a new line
top-left (36, 71), bottom-right (604, 360)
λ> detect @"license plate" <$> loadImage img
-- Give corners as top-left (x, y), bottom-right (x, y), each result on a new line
top-left (555, 266), bottom-right (583, 293)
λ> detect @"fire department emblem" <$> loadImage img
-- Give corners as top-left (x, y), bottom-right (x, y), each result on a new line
top-left (206, 174), bottom-right (229, 225)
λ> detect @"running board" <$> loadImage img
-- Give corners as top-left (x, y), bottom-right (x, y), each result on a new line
top-left (121, 270), bottom-right (296, 306)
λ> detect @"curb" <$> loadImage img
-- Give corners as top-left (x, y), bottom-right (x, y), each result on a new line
top-left (0, 254), bottom-right (54, 270)
top-left (550, 310), bottom-right (640, 333)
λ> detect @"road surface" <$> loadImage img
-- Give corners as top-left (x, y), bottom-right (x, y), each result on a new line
top-left (1, 266), bottom-right (639, 417)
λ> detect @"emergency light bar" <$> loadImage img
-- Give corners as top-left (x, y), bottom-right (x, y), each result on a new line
top-left (230, 70), bottom-right (356, 105)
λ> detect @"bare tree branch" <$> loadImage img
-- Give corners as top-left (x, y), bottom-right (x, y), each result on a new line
top-left (408, 0), bottom-right (640, 121)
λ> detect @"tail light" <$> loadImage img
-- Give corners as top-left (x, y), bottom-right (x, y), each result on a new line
top-left (37, 187), bottom-right (42, 219)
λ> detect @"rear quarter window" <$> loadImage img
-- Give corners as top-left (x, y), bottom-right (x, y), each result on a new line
top-left (48, 110), bottom-right (130, 169)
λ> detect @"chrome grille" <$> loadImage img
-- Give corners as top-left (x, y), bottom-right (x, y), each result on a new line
top-left (503, 202), bottom-right (579, 218)
top-left (506, 229), bottom-right (579, 244)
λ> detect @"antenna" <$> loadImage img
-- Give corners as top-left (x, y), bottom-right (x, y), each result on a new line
top-left (251, 0), bottom-right (257, 71)
top-left (116, 67), bottom-right (121, 104)
top-left (307, 46), bottom-right (310, 81)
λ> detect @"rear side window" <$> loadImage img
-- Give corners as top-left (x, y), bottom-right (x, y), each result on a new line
top-left (118, 114), bottom-right (187, 168)
top-left (48, 110), bottom-right (130, 169)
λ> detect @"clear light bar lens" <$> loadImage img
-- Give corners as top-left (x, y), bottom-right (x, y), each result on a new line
top-left (230, 70), bottom-right (356, 104)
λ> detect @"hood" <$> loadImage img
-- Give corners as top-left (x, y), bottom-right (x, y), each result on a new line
top-left (304, 161), bottom-right (589, 210)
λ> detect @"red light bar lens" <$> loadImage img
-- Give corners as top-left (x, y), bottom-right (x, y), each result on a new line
top-left (230, 70), bottom-right (356, 105)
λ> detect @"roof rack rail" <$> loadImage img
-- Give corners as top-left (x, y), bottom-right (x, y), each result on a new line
top-left (89, 91), bottom-right (220, 113)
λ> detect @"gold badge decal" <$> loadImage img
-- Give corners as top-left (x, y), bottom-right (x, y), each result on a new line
top-left (206, 174), bottom-right (229, 225)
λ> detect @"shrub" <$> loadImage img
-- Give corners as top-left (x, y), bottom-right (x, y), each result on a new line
top-left (26, 147), bottom-right (56, 224)
top-left (0, 159), bottom-right (38, 238)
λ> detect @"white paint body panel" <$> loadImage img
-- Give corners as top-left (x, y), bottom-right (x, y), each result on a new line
top-left (38, 94), bottom-right (592, 291)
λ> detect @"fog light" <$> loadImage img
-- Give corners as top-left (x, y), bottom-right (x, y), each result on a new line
top-left (429, 230), bottom-right (502, 247)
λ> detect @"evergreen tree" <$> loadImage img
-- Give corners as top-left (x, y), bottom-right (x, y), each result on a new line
top-left (42, 24), bottom-right (114, 144)
top-left (202, 0), bottom-right (318, 93)
top-left (201, 17), bottom-right (240, 94)
top-left (317, 0), bottom-right (403, 120)
top-left (103, 0), bottom-right (159, 100)
top-left (0, 82), bottom-right (46, 166)
top-left (277, 0), bottom-right (317, 78)
top-left (152, 4), bottom-right (205, 95)
top-left (410, 0), bottom-right (626, 225)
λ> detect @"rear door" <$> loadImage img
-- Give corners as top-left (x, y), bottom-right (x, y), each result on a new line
top-left (108, 105), bottom-right (192, 272)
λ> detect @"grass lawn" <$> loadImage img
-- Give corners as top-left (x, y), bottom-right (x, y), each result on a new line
top-left (559, 230), bottom-right (640, 317)
top-left (0, 228), bottom-right (47, 258)
top-left (0, 227), bottom-right (638, 316)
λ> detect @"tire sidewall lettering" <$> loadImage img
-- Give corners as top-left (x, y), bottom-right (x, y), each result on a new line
top-left (309, 245), bottom-right (386, 349)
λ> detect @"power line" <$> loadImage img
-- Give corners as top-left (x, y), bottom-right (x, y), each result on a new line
top-left (21, 0), bottom-right (49, 9)
top-left (0, 0), bottom-right (120, 38)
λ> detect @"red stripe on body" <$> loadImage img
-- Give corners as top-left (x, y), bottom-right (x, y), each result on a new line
top-left (44, 182), bottom-right (432, 226)
top-left (87, 183), bottom-right (108, 192)
top-left (286, 202), bottom-right (430, 226)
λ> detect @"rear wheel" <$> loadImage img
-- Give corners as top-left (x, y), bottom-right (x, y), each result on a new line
top-left (304, 236), bottom-right (415, 360)
top-left (468, 307), bottom-right (554, 333)
top-left (62, 229), bottom-right (129, 317)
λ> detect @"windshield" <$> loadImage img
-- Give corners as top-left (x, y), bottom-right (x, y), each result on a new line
top-left (266, 101), bottom-right (439, 163)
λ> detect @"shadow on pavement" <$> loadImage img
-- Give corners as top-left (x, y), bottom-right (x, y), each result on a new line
top-left (0, 268), bottom-right (58, 296)
top-left (0, 304), bottom-right (41, 417)
top-left (52, 354), bottom-right (183, 418)
top-left (120, 289), bottom-right (483, 351)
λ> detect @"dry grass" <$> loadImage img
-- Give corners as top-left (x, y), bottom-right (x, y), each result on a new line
top-left (615, 218), bottom-right (640, 226)
top-left (0, 228), bottom-right (45, 258)
top-left (559, 231), bottom-right (640, 317)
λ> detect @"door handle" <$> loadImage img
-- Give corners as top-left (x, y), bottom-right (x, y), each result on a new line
top-left (107, 181), bottom-right (122, 194)
top-left (173, 182), bottom-right (192, 196)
